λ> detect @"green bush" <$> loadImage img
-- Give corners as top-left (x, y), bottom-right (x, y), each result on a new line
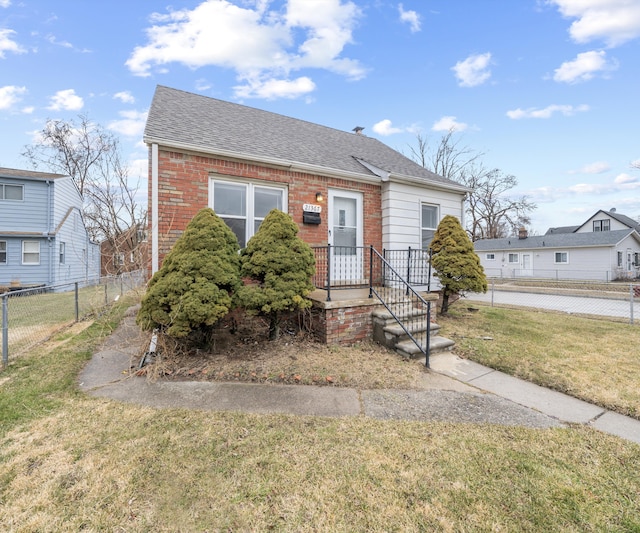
top-left (237, 209), bottom-right (316, 340)
top-left (431, 215), bottom-right (487, 314)
top-left (137, 208), bottom-right (241, 340)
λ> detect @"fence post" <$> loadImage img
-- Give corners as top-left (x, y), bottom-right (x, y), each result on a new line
top-left (631, 284), bottom-right (635, 325)
top-left (2, 294), bottom-right (8, 367)
top-left (75, 282), bottom-right (79, 322)
top-left (104, 281), bottom-right (108, 306)
top-left (491, 280), bottom-right (495, 307)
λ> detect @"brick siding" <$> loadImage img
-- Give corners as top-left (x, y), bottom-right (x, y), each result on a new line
top-left (150, 146), bottom-right (382, 269)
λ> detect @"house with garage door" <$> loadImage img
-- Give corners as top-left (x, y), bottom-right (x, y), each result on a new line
top-left (475, 209), bottom-right (640, 282)
top-left (143, 85), bottom-right (468, 356)
top-left (0, 167), bottom-right (100, 290)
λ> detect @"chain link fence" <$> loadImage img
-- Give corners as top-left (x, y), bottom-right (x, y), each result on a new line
top-left (1, 270), bottom-right (147, 366)
top-left (465, 279), bottom-right (640, 324)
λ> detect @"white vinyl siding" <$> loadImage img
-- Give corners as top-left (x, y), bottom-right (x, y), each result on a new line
top-left (381, 180), bottom-right (464, 250)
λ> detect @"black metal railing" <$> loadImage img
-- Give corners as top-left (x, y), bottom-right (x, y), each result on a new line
top-left (369, 246), bottom-right (433, 367)
top-left (312, 245), bottom-right (371, 301)
top-left (383, 247), bottom-right (432, 290)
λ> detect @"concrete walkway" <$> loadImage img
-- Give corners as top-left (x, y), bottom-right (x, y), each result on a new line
top-left (78, 308), bottom-right (640, 445)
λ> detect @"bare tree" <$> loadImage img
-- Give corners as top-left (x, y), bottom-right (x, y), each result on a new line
top-left (462, 166), bottom-right (536, 240)
top-left (408, 129), bottom-right (483, 182)
top-left (409, 131), bottom-right (536, 240)
top-left (22, 114), bottom-right (147, 274)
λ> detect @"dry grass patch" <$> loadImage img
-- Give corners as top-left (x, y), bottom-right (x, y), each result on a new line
top-left (440, 304), bottom-right (640, 418)
top-left (2, 399), bottom-right (640, 532)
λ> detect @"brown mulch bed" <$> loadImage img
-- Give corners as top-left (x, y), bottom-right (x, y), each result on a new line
top-left (138, 312), bottom-right (429, 390)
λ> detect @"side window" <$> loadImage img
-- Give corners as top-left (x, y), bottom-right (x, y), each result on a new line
top-left (0, 183), bottom-right (24, 201)
top-left (554, 251), bottom-right (568, 264)
top-left (485, 253), bottom-right (495, 260)
top-left (508, 253), bottom-right (519, 263)
top-left (59, 242), bottom-right (66, 264)
top-left (0, 241), bottom-right (6, 264)
top-left (421, 204), bottom-right (439, 249)
top-left (22, 240), bottom-right (40, 265)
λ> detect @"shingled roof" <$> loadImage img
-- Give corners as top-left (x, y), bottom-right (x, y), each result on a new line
top-left (0, 167), bottom-right (66, 181)
top-left (474, 229), bottom-right (640, 251)
top-left (144, 85), bottom-right (466, 191)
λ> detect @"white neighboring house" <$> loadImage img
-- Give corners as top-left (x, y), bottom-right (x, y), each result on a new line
top-left (474, 209), bottom-right (640, 282)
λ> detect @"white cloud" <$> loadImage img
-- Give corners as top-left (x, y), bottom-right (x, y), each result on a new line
top-left (108, 110), bottom-right (148, 138)
top-left (126, 0), bottom-right (364, 99)
top-left (553, 50), bottom-right (617, 83)
top-left (451, 52), bottom-right (492, 87)
top-left (0, 85), bottom-right (26, 110)
top-left (0, 0), bottom-right (10, 8)
top-left (113, 91), bottom-right (135, 104)
top-left (614, 173), bottom-right (638, 185)
top-left (549, 0), bottom-right (640, 47)
top-left (47, 89), bottom-right (84, 111)
top-left (372, 119), bottom-right (402, 136)
top-left (506, 104), bottom-right (589, 119)
top-left (234, 76), bottom-right (316, 99)
top-left (577, 161), bottom-right (611, 174)
top-left (399, 4), bottom-right (421, 33)
top-left (0, 28), bottom-right (26, 58)
top-left (431, 115), bottom-right (468, 132)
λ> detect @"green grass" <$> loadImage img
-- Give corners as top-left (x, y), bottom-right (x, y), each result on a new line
top-left (439, 304), bottom-right (640, 419)
top-left (1, 299), bottom-right (640, 531)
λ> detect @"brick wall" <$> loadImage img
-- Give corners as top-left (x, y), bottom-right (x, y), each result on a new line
top-left (149, 146), bottom-right (382, 269)
top-left (310, 299), bottom-right (380, 345)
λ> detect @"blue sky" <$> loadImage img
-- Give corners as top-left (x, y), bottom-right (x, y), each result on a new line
top-left (1, 0), bottom-right (639, 233)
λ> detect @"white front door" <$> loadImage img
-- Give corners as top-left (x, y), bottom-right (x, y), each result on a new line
top-left (522, 253), bottom-right (533, 276)
top-left (328, 189), bottom-right (363, 283)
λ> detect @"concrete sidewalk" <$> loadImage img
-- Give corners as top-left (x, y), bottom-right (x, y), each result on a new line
top-left (78, 308), bottom-right (640, 445)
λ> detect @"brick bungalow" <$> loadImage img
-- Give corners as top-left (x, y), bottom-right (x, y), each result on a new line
top-left (143, 85), bottom-right (468, 349)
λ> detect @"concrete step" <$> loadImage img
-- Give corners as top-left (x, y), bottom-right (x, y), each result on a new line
top-left (383, 320), bottom-right (440, 339)
top-left (395, 336), bottom-right (456, 359)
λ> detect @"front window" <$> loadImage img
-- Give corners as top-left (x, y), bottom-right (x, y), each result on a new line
top-left (22, 240), bottom-right (40, 265)
top-left (554, 251), bottom-right (568, 264)
top-left (0, 241), bottom-right (6, 264)
top-left (0, 183), bottom-right (24, 201)
top-left (593, 219), bottom-right (610, 232)
top-left (485, 253), bottom-right (495, 260)
top-left (508, 253), bottom-right (519, 263)
top-left (421, 204), bottom-right (439, 249)
top-left (211, 179), bottom-right (286, 247)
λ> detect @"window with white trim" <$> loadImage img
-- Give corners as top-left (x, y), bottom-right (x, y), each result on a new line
top-left (421, 204), bottom-right (439, 249)
top-left (0, 241), bottom-right (6, 264)
top-left (59, 242), bottom-right (65, 264)
top-left (485, 253), bottom-right (495, 260)
top-left (211, 179), bottom-right (286, 248)
top-left (22, 240), bottom-right (40, 265)
top-left (593, 219), bottom-right (610, 232)
top-left (0, 183), bottom-right (23, 200)
top-left (508, 253), bottom-right (519, 263)
top-left (617, 251), bottom-right (623, 267)
top-left (554, 251), bottom-right (568, 264)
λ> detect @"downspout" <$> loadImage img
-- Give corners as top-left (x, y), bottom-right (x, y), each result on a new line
top-left (47, 180), bottom-right (54, 285)
top-left (151, 143), bottom-right (159, 274)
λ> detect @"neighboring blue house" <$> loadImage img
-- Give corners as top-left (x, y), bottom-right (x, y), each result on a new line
top-left (0, 167), bottom-right (100, 289)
